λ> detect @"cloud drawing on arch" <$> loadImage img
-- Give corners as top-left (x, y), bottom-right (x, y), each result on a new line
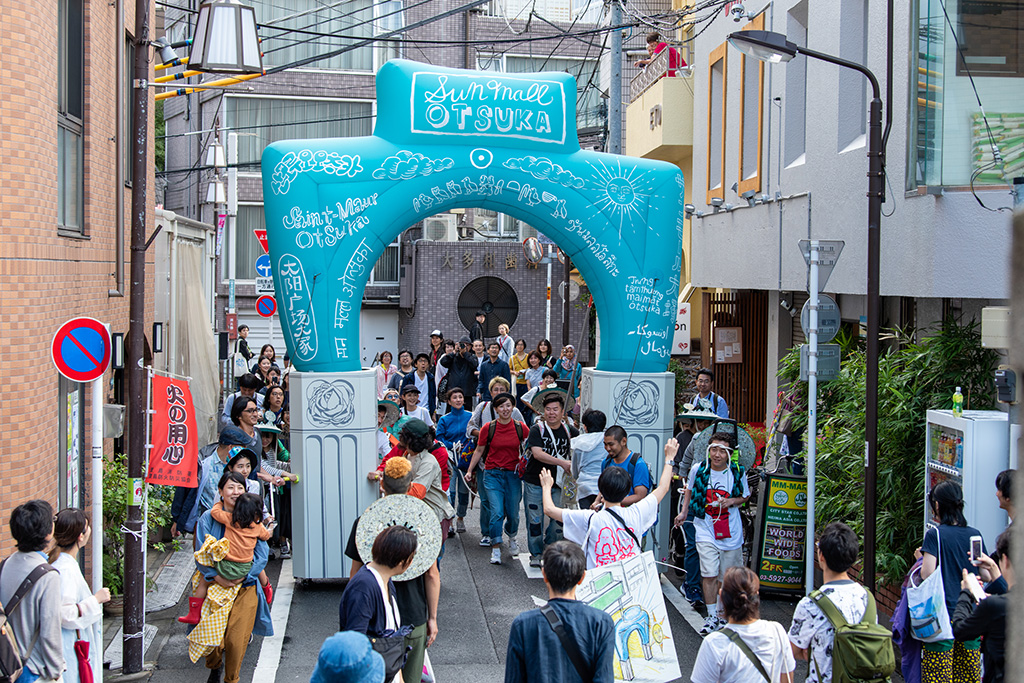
top-left (503, 155), bottom-right (585, 189)
top-left (372, 150), bottom-right (455, 180)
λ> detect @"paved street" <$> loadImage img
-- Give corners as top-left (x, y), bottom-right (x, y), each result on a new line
top-left (128, 498), bottom-right (878, 683)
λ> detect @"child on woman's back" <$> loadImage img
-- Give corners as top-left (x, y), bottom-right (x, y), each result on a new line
top-left (179, 492), bottom-right (273, 624)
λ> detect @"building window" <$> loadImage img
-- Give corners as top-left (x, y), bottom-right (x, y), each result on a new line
top-left (368, 241), bottom-right (401, 284)
top-left (837, 0), bottom-right (868, 151)
top-left (479, 54), bottom-right (603, 130)
top-left (58, 0), bottom-right (84, 234)
top-left (706, 43), bottom-right (727, 203)
top-left (374, 0), bottom-right (403, 68)
top-left (226, 96), bottom-right (373, 167)
top-left (250, 0), bottom-right (375, 71)
top-left (784, 1), bottom-right (808, 166)
top-left (738, 13), bottom-right (765, 194)
top-left (910, 0), bottom-right (1024, 187)
top-left (956, 0), bottom-right (1024, 77)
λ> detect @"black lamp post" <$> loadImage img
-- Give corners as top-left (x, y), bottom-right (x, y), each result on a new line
top-left (727, 29), bottom-right (883, 592)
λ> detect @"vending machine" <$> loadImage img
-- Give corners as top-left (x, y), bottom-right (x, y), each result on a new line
top-left (925, 410), bottom-right (1009, 545)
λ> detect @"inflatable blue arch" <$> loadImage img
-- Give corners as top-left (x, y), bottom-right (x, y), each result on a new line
top-left (261, 59), bottom-right (685, 374)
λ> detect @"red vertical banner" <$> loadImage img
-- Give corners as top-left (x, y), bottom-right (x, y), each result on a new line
top-left (146, 375), bottom-right (199, 487)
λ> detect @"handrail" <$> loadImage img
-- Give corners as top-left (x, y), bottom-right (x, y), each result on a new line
top-left (629, 45), bottom-right (691, 103)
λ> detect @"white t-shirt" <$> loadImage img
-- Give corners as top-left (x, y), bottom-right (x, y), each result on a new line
top-left (402, 405), bottom-right (433, 427)
top-left (687, 461), bottom-right (750, 551)
top-left (788, 580), bottom-right (870, 683)
top-left (691, 619), bottom-right (795, 683)
top-left (414, 373), bottom-right (430, 409)
top-left (562, 494), bottom-right (659, 568)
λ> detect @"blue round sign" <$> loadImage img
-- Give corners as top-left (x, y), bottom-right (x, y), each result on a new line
top-left (255, 254), bottom-right (273, 278)
top-left (51, 317), bottom-right (111, 382)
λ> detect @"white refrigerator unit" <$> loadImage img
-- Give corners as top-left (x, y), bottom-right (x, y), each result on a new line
top-left (925, 409), bottom-right (1009, 546)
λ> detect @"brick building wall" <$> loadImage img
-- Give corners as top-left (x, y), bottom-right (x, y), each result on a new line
top-left (0, 0), bottom-right (156, 555)
top-left (401, 241), bottom-right (592, 363)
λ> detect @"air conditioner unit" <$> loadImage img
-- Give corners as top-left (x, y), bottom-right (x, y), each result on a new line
top-left (422, 214), bottom-right (458, 242)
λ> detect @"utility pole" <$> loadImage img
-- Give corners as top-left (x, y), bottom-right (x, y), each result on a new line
top-left (1008, 207), bottom-right (1024, 683)
top-left (608, 0), bottom-right (622, 154)
top-left (124, 0), bottom-right (150, 672)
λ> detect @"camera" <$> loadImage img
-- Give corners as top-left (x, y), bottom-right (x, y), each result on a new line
top-left (730, 3), bottom-right (749, 22)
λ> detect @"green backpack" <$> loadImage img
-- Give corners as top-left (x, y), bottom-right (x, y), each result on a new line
top-left (809, 589), bottom-right (894, 683)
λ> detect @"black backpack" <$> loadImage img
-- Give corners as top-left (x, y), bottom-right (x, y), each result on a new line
top-left (0, 559), bottom-right (57, 683)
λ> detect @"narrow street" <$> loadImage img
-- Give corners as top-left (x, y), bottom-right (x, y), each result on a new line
top-left (139, 500), bottom-right (838, 683)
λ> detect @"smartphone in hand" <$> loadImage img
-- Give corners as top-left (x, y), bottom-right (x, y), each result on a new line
top-left (964, 572), bottom-right (986, 602)
top-left (969, 535), bottom-right (983, 564)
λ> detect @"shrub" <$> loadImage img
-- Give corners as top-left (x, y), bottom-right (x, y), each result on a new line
top-left (778, 317), bottom-right (998, 584)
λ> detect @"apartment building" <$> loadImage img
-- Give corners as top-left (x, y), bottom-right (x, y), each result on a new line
top-left (682, 0), bottom-right (1015, 422)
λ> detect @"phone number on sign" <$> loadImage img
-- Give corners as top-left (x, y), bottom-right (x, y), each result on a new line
top-left (760, 574), bottom-right (800, 586)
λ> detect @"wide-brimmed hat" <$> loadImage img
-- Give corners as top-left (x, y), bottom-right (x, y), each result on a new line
top-left (355, 495), bottom-right (442, 581)
top-left (309, 631), bottom-right (384, 683)
top-left (258, 420), bottom-right (282, 434)
top-left (377, 399), bottom-right (401, 429)
top-left (225, 447), bottom-right (259, 472)
top-left (530, 386), bottom-right (574, 415)
top-left (675, 406), bottom-right (720, 422)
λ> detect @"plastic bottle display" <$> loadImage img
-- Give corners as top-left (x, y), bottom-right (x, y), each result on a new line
top-left (952, 386), bottom-right (964, 417)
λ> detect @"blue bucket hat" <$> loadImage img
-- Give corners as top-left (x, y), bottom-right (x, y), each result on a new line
top-left (309, 631), bottom-right (384, 683)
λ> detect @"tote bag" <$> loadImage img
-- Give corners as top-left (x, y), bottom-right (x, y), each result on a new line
top-left (906, 529), bottom-right (953, 642)
top-left (231, 341), bottom-right (248, 378)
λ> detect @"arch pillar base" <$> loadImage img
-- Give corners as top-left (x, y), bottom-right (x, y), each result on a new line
top-left (580, 368), bottom-right (676, 562)
top-left (288, 369), bottom-right (378, 580)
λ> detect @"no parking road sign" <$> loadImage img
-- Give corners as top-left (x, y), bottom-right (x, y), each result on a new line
top-left (51, 317), bottom-right (111, 382)
top-left (256, 295), bottom-right (277, 318)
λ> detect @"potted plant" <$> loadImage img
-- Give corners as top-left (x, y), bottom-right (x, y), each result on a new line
top-left (101, 453), bottom-right (179, 614)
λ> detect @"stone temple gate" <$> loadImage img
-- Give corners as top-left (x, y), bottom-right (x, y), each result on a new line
top-left (261, 59), bottom-right (685, 578)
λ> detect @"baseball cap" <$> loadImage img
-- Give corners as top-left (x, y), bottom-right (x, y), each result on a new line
top-left (219, 426), bottom-right (252, 446)
top-left (430, 329), bottom-right (442, 337)
top-left (401, 418), bottom-right (430, 439)
top-left (401, 384), bottom-right (421, 395)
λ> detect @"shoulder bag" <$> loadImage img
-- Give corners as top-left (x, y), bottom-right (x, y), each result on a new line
top-left (906, 528), bottom-right (953, 642)
top-left (720, 628), bottom-right (770, 682)
top-left (540, 604), bottom-right (591, 681)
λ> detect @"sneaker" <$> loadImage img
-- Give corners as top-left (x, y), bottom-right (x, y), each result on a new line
top-left (529, 554), bottom-right (542, 568)
top-left (456, 518), bottom-right (466, 533)
top-left (699, 615), bottom-right (720, 637)
top-left (490, 547), bottom-right (502, 564)
top-left (479, 536), bottom-right (492, 547)
top-left (447, 526), bottom-right (455, 538)
top-left (507, 539), bottom-right (520, 555)
top-left (279, 542), bottom-right (291, 560)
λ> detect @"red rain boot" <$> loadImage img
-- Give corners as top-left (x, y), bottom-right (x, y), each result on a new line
top-left (178, 597), bottom-right (204, 624)
top-left (262, 582), bottom-right (273, 605)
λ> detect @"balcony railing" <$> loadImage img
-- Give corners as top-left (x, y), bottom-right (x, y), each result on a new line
top-left (629, 44), bottom-right (692, 103)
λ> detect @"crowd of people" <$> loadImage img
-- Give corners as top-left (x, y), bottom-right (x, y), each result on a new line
top-left (2, 314), bottom-right (1017, 683)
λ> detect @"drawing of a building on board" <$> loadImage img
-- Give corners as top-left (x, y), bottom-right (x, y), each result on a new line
top-left (576, 551), bottom-right (681, 682)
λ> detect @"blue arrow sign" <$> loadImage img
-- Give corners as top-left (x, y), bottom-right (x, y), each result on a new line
top-left (255, 254), bottom-right (272, 278)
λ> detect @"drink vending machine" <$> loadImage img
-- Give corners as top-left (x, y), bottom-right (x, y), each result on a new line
top-left (925, 409), bottom-right (1009, 545)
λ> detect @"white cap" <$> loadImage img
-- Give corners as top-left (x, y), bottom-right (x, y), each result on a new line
top-left (430, 329), bottom-right (442, 337)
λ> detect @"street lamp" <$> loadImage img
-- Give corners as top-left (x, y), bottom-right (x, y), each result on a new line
top-left (728, 29), bottom-right (884, 593)
top-left (189, 0), bottom-right (264, 75)
top-left (122, 0), bottom-right (261, 673)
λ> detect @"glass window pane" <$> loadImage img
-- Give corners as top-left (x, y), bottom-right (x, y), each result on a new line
top-left (253, 0), bottom-right (375, 71)
top-left (226, 97), bottom-right (373, 166)
top-left (234, 205), bottom-right (265, 279)
top-left (372, 244), bottom-right (400, 283)
top-left (58, 126), bottom-right (83, 231)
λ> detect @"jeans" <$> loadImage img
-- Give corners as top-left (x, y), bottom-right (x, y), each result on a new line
top-left (523, 481), bottom-right (563, 557)
top-left (682, 512), bottom-right (703, 603)
top-left (449, 463), bottom-right (470, 518)
top-left (483, 468), bottom-right (522, 544)
top-left (477, 469), bottom-right (492, 536)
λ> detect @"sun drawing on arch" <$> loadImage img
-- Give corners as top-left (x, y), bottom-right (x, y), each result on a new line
top-left (587, 158), bottom-right (656, 237)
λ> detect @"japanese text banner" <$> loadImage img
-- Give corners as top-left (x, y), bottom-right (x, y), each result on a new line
top-left (147, 374), bottom-right (199, 487)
